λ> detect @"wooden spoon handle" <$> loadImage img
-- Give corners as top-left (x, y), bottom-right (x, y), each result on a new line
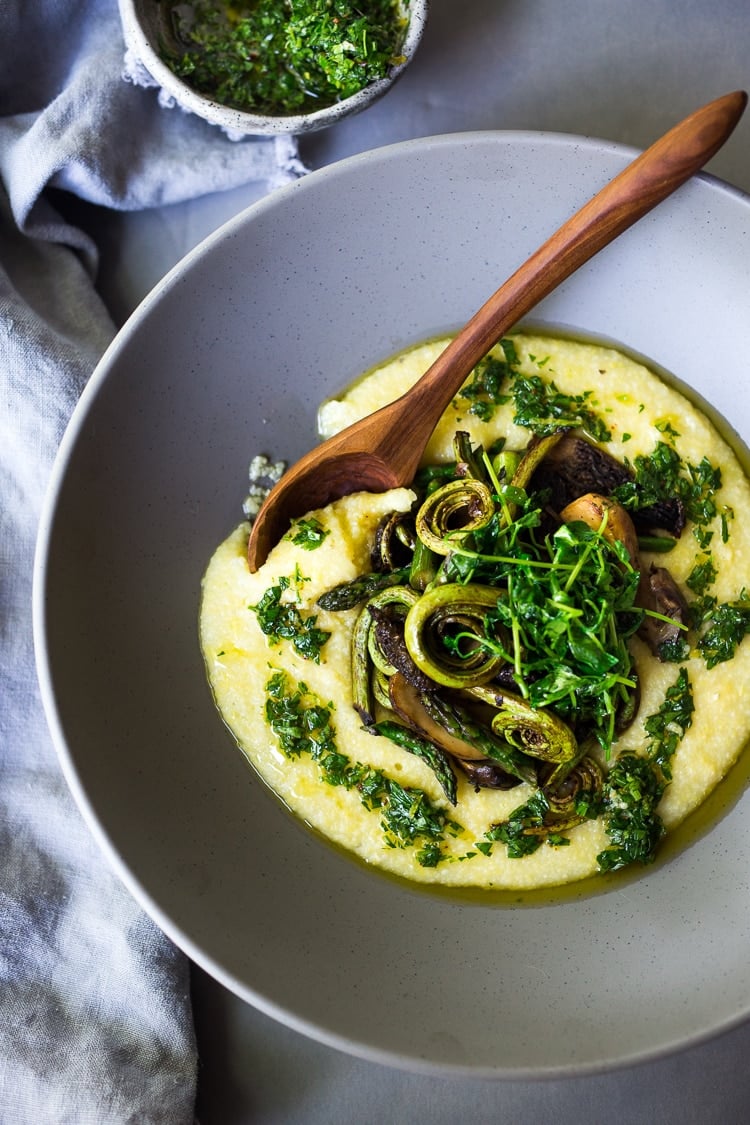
top-left (247, 91), bottom-right (746, 570)
top-left (371, 89), bottom-right (747, 470)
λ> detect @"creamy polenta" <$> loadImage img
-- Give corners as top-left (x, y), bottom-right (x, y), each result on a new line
top-left (200, 334), bottom-right (750, 890)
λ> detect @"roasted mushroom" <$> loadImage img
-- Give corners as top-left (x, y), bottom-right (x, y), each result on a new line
top-left (457, 757), bottom-right (523, 791)
top-left (388, 673), bottom-right (537, 785)
top-left (560, 492), bottom-right (640, 561)
top-left (637, 564), bottom-right (690, 658)
top-left (560, 492), bottom-right (688, 661)
top-left (533, 432), bottom-right (686, 536)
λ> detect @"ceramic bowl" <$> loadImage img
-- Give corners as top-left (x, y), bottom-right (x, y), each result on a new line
top-left (35, 130), bottom-right (750, 1076)
top-left (118, 0), bottom-right (428, 135)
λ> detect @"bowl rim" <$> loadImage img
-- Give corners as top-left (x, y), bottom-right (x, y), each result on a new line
top-left (33, 127), bottom-right (750, 1079)
top-left (118, 0), bottom-right (429, 135)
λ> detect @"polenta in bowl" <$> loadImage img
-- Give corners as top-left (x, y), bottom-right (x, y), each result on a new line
top-left (200, 332), bottom-right (750, 893)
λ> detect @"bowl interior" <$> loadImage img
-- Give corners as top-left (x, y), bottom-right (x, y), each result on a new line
top-left (119, 0), bottom-right (428, 135)
top-left (35, 131), bottom-right (750, 1076)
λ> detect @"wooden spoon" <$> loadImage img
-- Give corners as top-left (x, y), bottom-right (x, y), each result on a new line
top-left (247, 90), bottom-right (747, 571)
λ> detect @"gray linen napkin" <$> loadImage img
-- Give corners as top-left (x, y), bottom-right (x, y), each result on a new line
top-left (0, 3), bottom-right (304, 1121)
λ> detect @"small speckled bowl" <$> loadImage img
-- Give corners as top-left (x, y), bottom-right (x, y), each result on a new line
top-left (118, 0), bottom-right (428, 135)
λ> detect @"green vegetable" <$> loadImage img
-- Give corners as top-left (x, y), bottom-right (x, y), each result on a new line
top-left (415, 477), bottom-right (495, 555)
top-left (287, 516), bottom-right (330, 550)
top-left (480, 517), bottom-right (641, 757)
top-left (457, 342), bottom-right (515, 421)
top-left (264, 670), bottom-right (462, 865)
top-left (350, 584), bottom-right (419, 722)
top-left (374, 719), bottom-right (458, 804)
top-left (162, 0), bottom-right (407, 116)
top-left (488, 690), bottom-right (579, 764)
top-left (637, 535), bottom-right (676, 554)
top-left (250, 572), bottom-right (330, 661)
top-left (596, 668), bottom-right (693, 871)
top-left (614, 441), bottom-right (723, 539)
top-left (510, 373), bottom-right (611, 442)
top-left (402, 580), bottom-right (507, 689)
top-left (596, 753), bottom-right (665, 872)
top-left (316, 565), bottom-right (411, 611)
top-left (419, 688), bottom-right (538, 784)
top-left (697, 596), bottom-right (750, 669)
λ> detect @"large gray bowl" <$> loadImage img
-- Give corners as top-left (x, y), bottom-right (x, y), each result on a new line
top-left (34, 131), bottom-right (750, 1077)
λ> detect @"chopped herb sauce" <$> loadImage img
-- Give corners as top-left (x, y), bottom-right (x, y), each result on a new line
top-left (161, 0), bottom-right (407, 116)
top-left (264, 669), bottom-right (462, 864)
top-left (457, 337), bottom-right (611, 441)
top-left (696, 595), bottom-right (750, 669)
top-left (613, 441), bottom-right (723, 538)
top-left (249, 569), bottom-right (330, 661)
top-left (596, 668), bottom-right (693, 870)
top-left (286, 516), bottom-right (330, 550)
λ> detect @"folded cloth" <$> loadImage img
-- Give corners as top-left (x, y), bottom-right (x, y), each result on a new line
top-left (0, 3), bottom-right (304, 1121)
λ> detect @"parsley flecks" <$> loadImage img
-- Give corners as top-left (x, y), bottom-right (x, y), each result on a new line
top-left (287, 516), bottom-right (330, 551)
top-left (457, 339), bottom-right (516, 421)
top-left (483, 791), bottom-right (549, 859)
top-left (642, 667), bottom-right (694, 780)
top-left (685, 583), bottom-right (750, 669)
top-left (596, 754), bottom-right (665, 872)
top-left (721, 506), bottom-right (734, 543)
top-left (265, 671), bottom-right (337, 761)
top-left (655, 418), bottom-right (681, 440)
top-left (614, 442), bottom-right (723, 538)
top-left (456, 337), bottom-right (611, 439)
top-left (250, 572), bottom-right (330, 661)
top-left (162, 0), bottom-right (407, 116)
top-left (658, 637), bottom-right (690, 663)
top-left (263, 670), bottom-right (463, 866)
top-left (510, 373), bottom-right (611, 442)
top-left (368, 777), bottom-right (460, 862)
top-left (596, 668), bottom-right (693, 871)
top-left (697, 597), bottom-right (750, 669)
top-left (686, 554), bottom-right (717, 597)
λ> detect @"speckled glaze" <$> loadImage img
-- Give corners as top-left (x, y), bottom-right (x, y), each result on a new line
top-left (118, 0), bottom-right (428, 135)
top-left (35, 133), bottom-right (750, 1076)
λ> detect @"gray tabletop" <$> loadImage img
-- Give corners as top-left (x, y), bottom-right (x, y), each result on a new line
top-left (89, 1), bottom-right (750, 1120)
